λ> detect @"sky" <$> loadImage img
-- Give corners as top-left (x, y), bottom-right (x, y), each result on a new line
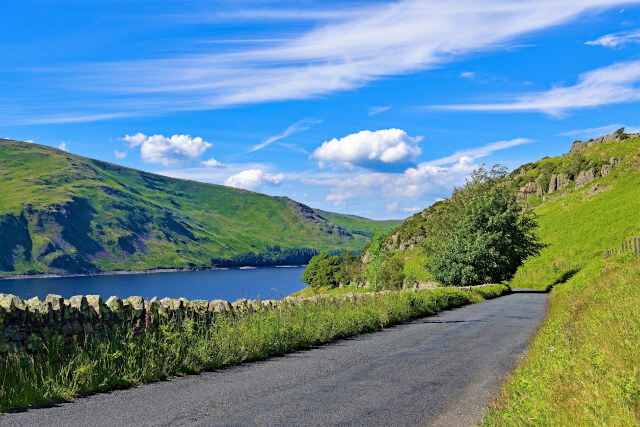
top-left (1, 0), bottom-right (639, 220)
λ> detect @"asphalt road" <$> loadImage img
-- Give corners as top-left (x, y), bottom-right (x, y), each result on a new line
top-left (1, 289), bottom-right (548, 427)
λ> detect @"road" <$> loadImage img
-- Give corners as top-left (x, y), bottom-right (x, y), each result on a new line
top-left (1, 289), bottom-right (548, 427)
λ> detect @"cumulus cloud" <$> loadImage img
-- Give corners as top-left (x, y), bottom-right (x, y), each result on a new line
top-left (431, 60), bottom-right (640, 116)
top-left (385, 202), bottom-right (399, 213)
top-left (58, 141), bottom-right (68, 151)
top-left (15, 0), bottom-right (635, 124)
top-left (201, 157), bottom-right (224, 168)
top-left (122, 132), bottom-right (147, 147)
top-left (114, 149), bottom-right (127, 159)
top-left (313, 128), bottom-right (422, 171)
top-left (121, 133), bottom-right (213, 166)
top-left (585, 29), bottom-right (640, 48)
top-left (224, 169), bottom-right (284, 190)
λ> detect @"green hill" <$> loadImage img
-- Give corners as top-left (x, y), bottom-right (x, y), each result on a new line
top-left (0, 139), bottom-right (398, 277)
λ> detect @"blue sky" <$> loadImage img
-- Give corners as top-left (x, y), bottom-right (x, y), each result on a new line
top-left (1, 0), bottom-right (639, 219)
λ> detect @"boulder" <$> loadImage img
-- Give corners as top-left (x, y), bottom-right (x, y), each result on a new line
top-left (519, 181), bottom-right (538, 198)
top-left (575, 168), bottom-right (595, 189)
top-left (556, 173), bottom-right (570, 190)
top-left (548, 174), bottom-right (558, 193)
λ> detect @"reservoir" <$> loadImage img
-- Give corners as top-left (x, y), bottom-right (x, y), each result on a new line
top-left (0, 266), bottom-right (307, 302)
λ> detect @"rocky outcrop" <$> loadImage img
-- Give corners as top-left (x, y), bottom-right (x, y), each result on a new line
top-left (569, 132), bottom-right (639, 153)
top-left (548, 173), bottom-right (570, 193)
top-left (601, 164), bottom-right (612, 176)
top-left (575, 168), bottom-right (595, 189)
top-left (285, 199), bottom-right (352, 237)
top-left (519, 181), bottom-right (539, 199)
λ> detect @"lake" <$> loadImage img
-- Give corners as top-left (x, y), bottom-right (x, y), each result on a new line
top-left (0, 266), bottom-right (307, 302)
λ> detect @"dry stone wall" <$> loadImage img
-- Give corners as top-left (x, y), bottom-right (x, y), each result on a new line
top-left (0, 285), bottom-right (500, 353)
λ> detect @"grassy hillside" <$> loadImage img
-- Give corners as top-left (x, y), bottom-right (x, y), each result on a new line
top-left (510, 133), bottom-right (640, 289)
top-left (0, 139), bottom-right (396, 276)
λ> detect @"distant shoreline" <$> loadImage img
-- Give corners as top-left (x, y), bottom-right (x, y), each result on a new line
top-left (0, 265), bottom-right (305, 281)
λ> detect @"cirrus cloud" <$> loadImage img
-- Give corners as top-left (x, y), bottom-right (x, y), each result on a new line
top-left (585, 29), bottom-right (640, 48)
top-left (12, 0), bottom-right (637, 124)
top-left (430, 60), bottom-right (640, 116)
top-left (313, 128), bottom-right (422, 171)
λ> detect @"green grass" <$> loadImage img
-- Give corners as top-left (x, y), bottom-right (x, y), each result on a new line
top-left (0, 284), bottom-right (509, 413)
top-left (482, 258), bottom-right (640, 425)
top-left (0, 139), bottom-right (400, 276)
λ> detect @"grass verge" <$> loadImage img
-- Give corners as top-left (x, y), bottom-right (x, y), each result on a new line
top-left (0, 285), bottom-right (508, 413)
top-left (482, 258), bottom-right (640, 425)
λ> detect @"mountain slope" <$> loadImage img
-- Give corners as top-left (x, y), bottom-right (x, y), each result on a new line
top-left (0, 139), bottom-right (397, 276)
top-left (313, 210), bottom-right (402, 238)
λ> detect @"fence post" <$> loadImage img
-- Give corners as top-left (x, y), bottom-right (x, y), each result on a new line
top-left (636, 237), bottom-right (639, 258)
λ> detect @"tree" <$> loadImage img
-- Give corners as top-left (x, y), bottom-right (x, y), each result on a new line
top-left (363, 228), bottom-right (389, 291)
top-left (300, 252), bottom-right (342, 288)
top-left (301, 252), bottom-right (328, 288)
top-left (336, 250), bottom-right (361, 286)
top-left (378, 255), bottom-right (405, 290)
top-left (431, 167), bottom-right (544, 286)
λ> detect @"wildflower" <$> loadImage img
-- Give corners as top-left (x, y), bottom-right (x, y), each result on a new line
top-left (145, 298), bottom-right (151, 331)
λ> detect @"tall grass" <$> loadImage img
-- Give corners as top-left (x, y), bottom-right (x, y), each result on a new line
top-left (0, 285), bottom-right (508, 413)
top-left (482, 258), bottom-right (640, 425)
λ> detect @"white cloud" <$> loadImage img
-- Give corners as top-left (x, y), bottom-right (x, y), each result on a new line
top-left (460, 71), bottom-right (476, 79)
top-left (114, 149), bottom-right (127, 159)
top-left (250, 118), bottom-right (321, 152)
top-left (18, 0), bottom-right (636, 124)
top-left (122, 132), bottom-right (147, 147)
top-left (369, 106), bottom-right (391, 116)
top-left (385, 202), bottom-right (399, 213)
top-left (585, 29), bottom-right (640, 48)
top-left (58, 141), bottom-right (68, 151)
top-left (201, 157), bottom-right (224, 168)
top-left (432, 60), bottom-right (640, 116)
top-left (224, 169), bottom-right (284, 190)
top-left (313, 128), bottom-right (422, 170)
top-left (122, 133), bottom-right (213, 166)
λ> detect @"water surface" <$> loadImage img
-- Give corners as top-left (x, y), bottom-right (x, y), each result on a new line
top-left (0, 266), bottom-right (307, 302)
